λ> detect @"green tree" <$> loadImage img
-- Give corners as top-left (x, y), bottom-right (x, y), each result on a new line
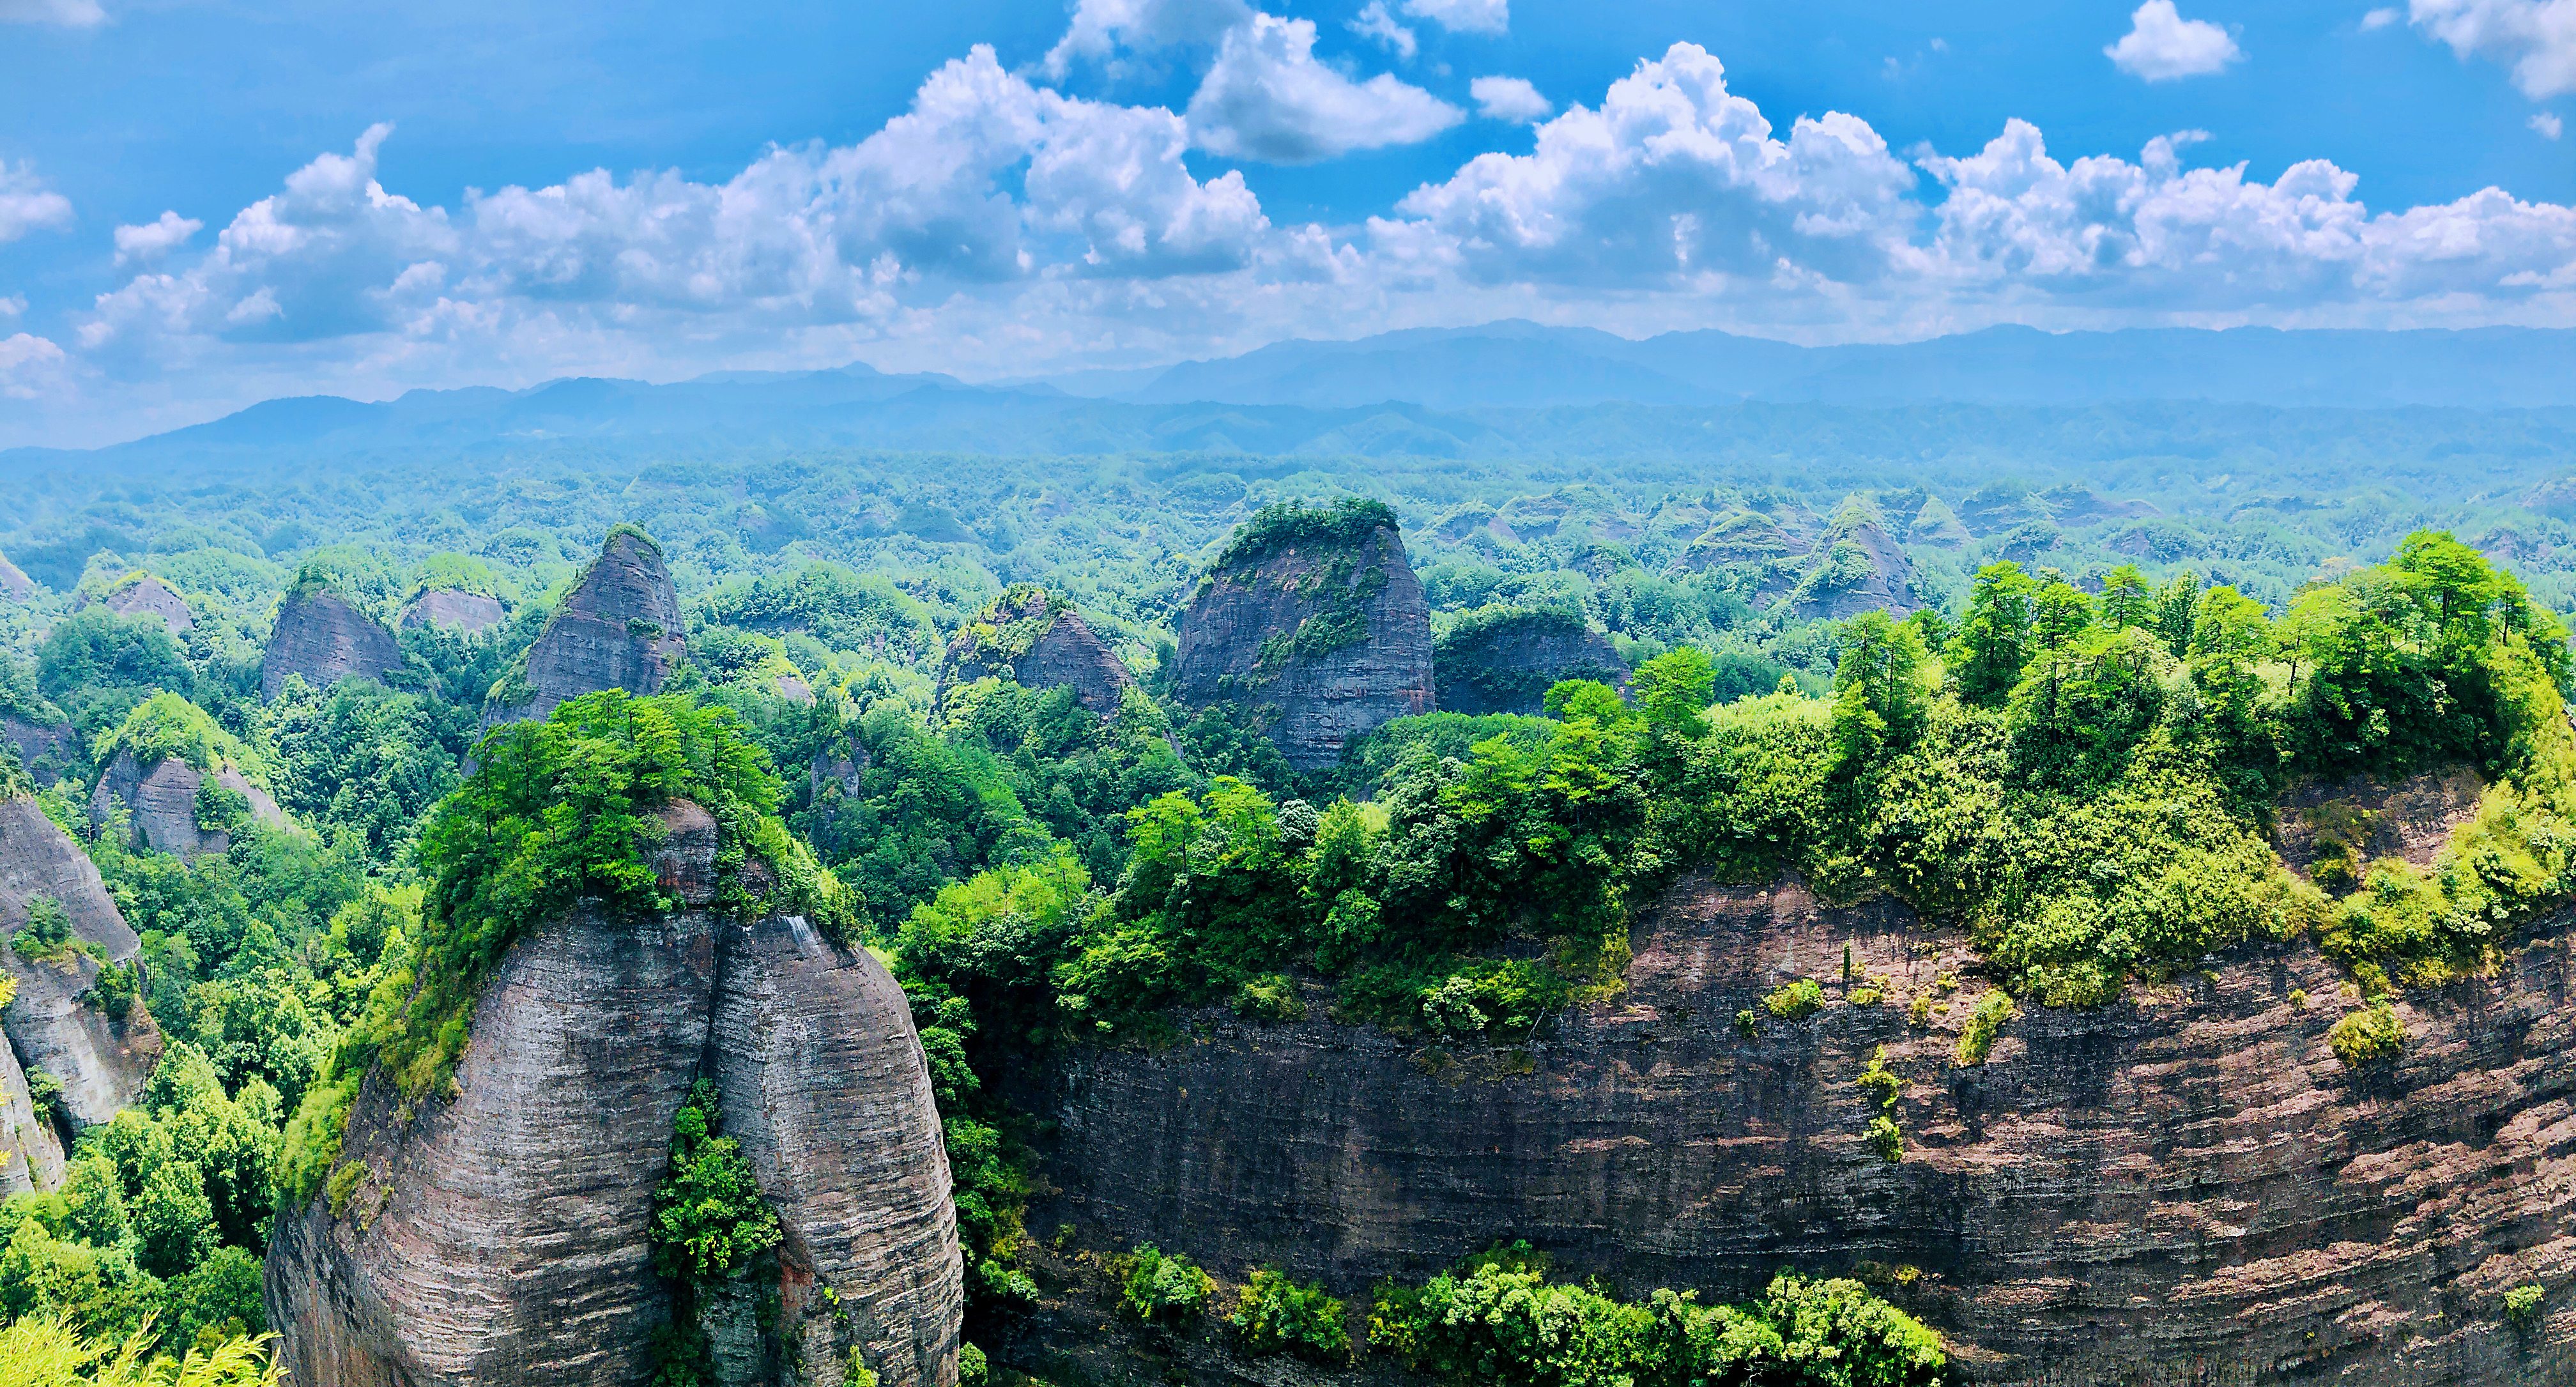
top-left (1947, 562), bottom-right (2037, 706)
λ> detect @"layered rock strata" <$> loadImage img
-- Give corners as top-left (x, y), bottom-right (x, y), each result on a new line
top-left (89, 750), bottom-right (289, 861)
top-left (399, 588), bottom-right (506, 634)
top-left (263, 587), bottom-right (405, 700)
top-left (1018, 875), bottom-right (2576, 1386)
top-left (92, 575), bottom-right (193, 636)
top-left (940, 589), bottom-right (1134, 718)
top-left (264, 805), bottom-right (962, 1387)
top-left (1432, 610), bottom-right (1626, 717)
top-left (486, 530), bottom-right (684, 726)
top-left (1174, 525), bottom-right (1434, 770)
top-left (0, 795), bottom-right (162, 1137)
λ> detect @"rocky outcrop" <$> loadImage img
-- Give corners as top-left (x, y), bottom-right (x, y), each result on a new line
top-left (1, 717), bottom-right (77, 787)
top-left (0, 551), bottom-right (31, 602)
top-left (939, 588), bottom-right (1135, 718)
top-left (265, 804), bottom-right (961, 1387)
top-left (263, 587), bottom-right (405, 701)
top-left (1432, 609), bottom-right (1626, 717)
top-left (0, 795), bottom-right (161, 1135)
top-left (89, 750), bottom-right (289, 862)
top-left (1017, 875), bottom-right (2576, 1386)
top-left (89, 575), bottom-right (192, 636)
top-left (2277, 764), bottom-right (2486, 880)
top-left (1781, 499), bottom-right (1917, 620)
top-left (0, 1023), bottom-right (67, 1196)
top-left (1174, 523), bottom-right (1434, 771)
top-left (400, 589), bottom-right (505, 634)
top-left (486, 529), bottom-right (684, 726)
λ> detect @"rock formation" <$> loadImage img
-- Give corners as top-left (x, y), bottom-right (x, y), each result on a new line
top-left (1780, 498), bottom-right (1917, 620)
top-left (0, 1021), bottom-right (66, 1196)
top-left (0, 551), bottom-right (31, 602)
top-left (0, 795), bottom-right (162, 1138)
top-left (486, 528), bottom-right (684, 726)
top-left (263, 585), bottom-right (405, 701)
top-left (939, 588), bottom-right (1135, 718)
top-left (1174, 512), bottom-right (1434, 770)
top-left (1432, 609), bottom-right (1626, 717)
top-left (265, 803), bottom-right (962, 1387)
top-left (400, 589), bottom-right (505, 634)
top-left (1, 716), bottom-right (77, 787)
top-left (89, 574), bottom-right (193, 636)
top-left (89, 749), bottom-right (289, 862)
top-left (1016, 873), bottom-right (2576, 1386)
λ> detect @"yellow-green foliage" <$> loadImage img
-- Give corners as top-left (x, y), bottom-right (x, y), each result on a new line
top-left (91, 694), bottom-right (261, 782)
top-left (1956, 991), bottom-right (2014, 1066)
top-left (2329, 1001), bottom-right (2407, 1066)
top-left (1762, 978), bottom-right (1824, 1022)
top-left (0, 1314), bottom-right (279, 1386)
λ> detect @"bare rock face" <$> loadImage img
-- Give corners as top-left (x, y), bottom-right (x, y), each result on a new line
top-left (1781, 499), bottom-right (1918, 621)
top-left (940, 589), bottom-right (1135, 718)
top-left (0, 795), bottom-right (161, 1134)
top-left (89, 751), bottom-right (288, 862)
top-left (0, 1024), bottom-right (67, 1195)
top-left (0, 551), bottom-right (31, 602)
top-left (1018, 875), bottom-right (2576, 1386)
top-left (399, 588), bottom-right (506, 634)
top-left (91, 575), bottom-right (193, 637)
top-left (263, 587), bottom-right (405, 701)
top-left (1, 717), bottom-right (77, 787)
top-left (487, 530), bottom-right (684, 726)
top-left (1174, 525), bottom-right (1434, 770)
top-left (2277, 763), bottom-right (2485, 880)
top-left (266, 809), bottom-right (962, 1387)
top-left (1432, 609), bottom-right (1626, 717)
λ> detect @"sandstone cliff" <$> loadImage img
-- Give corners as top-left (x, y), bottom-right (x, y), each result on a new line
top-left (939, 588), bottom-right (1135, 718)
top-left (0, 795), bottom-right (162, 1136)
top-left (88, 574), bottom-right (193, 636)
top-left (399, 588), bottom-right (505, 634)
top-left (1432, 609), bottom-right (1626, 717)
top-left (1174, 517), bottom-right (1434, 771)
top-left (1, 716), bottom-right (77, 787)
top-left (486, 529), bottom-right (684, 726)
top-left (89, 749), bottom-right (288, 862)
top-left (1781, 498), bottom-right (1918, 620)
top-left (0, 551), bottom-right (31, 602)
top-left (265, 805), bottom-right (962, 1387)
top-left (1016, 874), bottom-right (2576, 1386)
top-left (0, 1020), bottom-right (66, 1196)
top-left (263, 586), bottom-right (405, 701)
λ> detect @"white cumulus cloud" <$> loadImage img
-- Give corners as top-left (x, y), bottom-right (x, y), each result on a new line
top-left (1347, 1), bottom-right (1417, 59)
top-left (0, 333), bottom-right (68, 400)
top-left (113, 210), bottom-right (203, 264)
top-left (1186, 13), bottom-right (1462, 162)
top-left (0, 160), bottom-right (74, 243)
top-left (2106, 1), bottom-right (2246, 80)
top-left (2411, 0), bottom-right (2576, 98)
top-left (2363, 7), bottom-right (2404, 29)
top-left (1402, 0), bottom-right (1506, 36)
top-left (0, 0), bottom-right (103, 27)
top-left (1470, 75), bottom-right (1551, 123)
top-left (1042, 0), bottom-right (1251, 76)
top-left (2540, 111), bottom-right (2569, 135)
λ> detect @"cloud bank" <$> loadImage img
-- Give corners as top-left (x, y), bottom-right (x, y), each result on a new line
top-left (2106, 1), bottom-right (2245, 81)
top-left (8, 14), bottom-right (2576, 445)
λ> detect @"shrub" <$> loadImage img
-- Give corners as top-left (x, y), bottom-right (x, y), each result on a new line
top-left (957, 1342), bottom-right (989, 1387)
top-left (2505, 1282), bottom-right (2544, 1332)
top-left (1232, 974), bottom-right (1305, 1022)
top-left (1864, 1115), bottom-right (1905, 1163)
top-left (650, 1080), bottom-right (781, 1280)
top-left (1116, 1245), bottom-right (1213, 1324)
top-left (1229, 1268), bottom-right (1350, 1363)
top-left (1957, 991), bottom-right (2014, 1066)
top-left (2329, 1002), bottom-right (2407, 1066)
top-left (12, 896), bottom-right (74, 962)
top-left (1763, 978), bottom-right (1824, 1022)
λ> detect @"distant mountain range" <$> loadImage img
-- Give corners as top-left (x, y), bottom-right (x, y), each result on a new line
top-left (11, 321), bottom-right (2576, 471)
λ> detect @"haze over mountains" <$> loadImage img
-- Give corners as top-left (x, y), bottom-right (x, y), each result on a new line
top-left (12, 321), bottom-right (2576, 471)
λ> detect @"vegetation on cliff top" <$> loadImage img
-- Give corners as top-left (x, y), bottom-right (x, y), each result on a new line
top-left (1215, 498), bottom-right (1400, 572)
top-left (275, 690), bottom-right (850, 1207)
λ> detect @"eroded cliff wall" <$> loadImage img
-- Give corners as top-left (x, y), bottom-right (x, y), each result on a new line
top-left (263, 588), bottom-right (404, 700)
top-left (0, 795), bottom-right (161, 1134)
top-left (940, 592), bottom-right (1134, 719)
top-left (1174, 526), bottom-right (1433, 770)
top-left (1017, 875), bottom-right (2576, 1386)
top-left (89, 751), bottom-right (288, 862)
top-left (487, 530), bottom-right (684, 727)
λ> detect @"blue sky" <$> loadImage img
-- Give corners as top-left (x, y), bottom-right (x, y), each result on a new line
top-left (2, 0), bottom-right (2573, 446)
